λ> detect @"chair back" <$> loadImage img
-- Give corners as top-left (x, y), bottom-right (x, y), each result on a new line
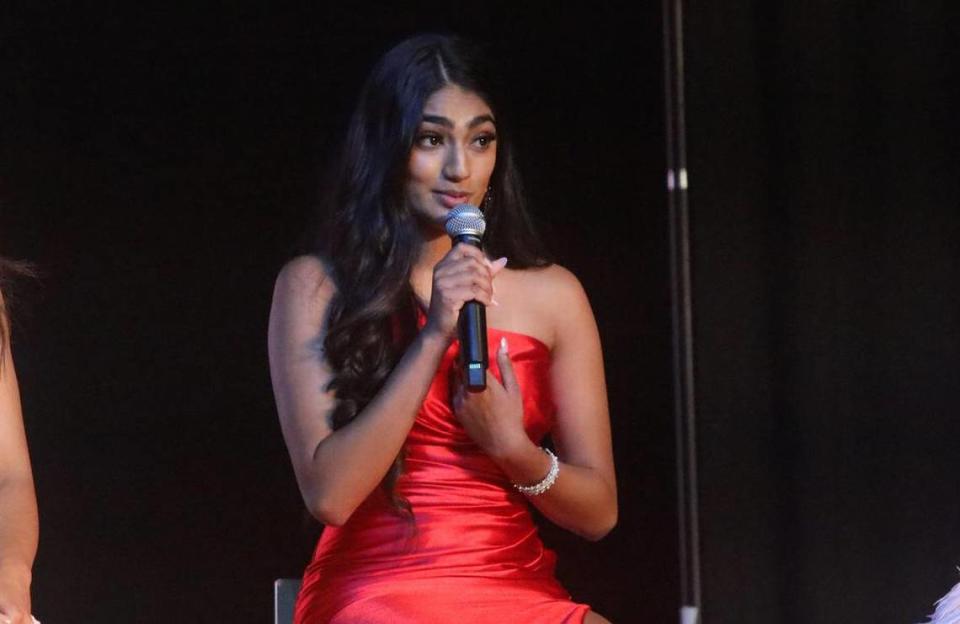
top-left (273, 578), bottom-right (302, 624)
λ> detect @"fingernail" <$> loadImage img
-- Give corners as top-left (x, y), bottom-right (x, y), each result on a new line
top-left (500, 336), bottom-right (508, 353)
top-left (491, 298), bottom-right (500, 306)
top-left (496, 257), bottom-right (508, 267)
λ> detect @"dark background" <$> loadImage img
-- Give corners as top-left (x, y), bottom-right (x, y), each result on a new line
top-left (686, 2), bottom-right (960, 623)
top-left (1, 3), bottom-right (673, 622)
top-left (5, 2), bottom-right (957, 623)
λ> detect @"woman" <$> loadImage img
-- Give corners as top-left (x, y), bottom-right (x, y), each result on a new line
top-left (0, 259), bottom-right (39, 624)
top-left (269, 34), bottom-right (616, 623)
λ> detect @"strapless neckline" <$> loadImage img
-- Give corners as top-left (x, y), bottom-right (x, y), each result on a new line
top-left (414, 306), bottom-right (551, 353)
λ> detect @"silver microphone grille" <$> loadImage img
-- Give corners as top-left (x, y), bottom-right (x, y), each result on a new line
top-left (445, 203), bottom-right (486, 238)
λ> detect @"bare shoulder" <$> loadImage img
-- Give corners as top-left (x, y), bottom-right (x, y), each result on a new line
top-left (496, 263), bottom-right (593, 348)
top-left (276, 255), bottom-right (335, 292)
top-left (507, 263), bottom-right (589, 309)
top-left (273, 255), bottom-right (337, 311)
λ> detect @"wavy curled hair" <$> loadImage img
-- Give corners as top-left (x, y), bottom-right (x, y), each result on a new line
top-left (0, 257), bottom-right (36, 367)
top-left (310, 34), bottom-right (551, 514)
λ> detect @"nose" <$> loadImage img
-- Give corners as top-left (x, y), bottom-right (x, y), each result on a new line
top-left (442, 144), bottom-right (470, 182)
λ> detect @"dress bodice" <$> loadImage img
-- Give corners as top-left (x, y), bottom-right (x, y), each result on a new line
top-left (294, 326), bottom-right (589, 624)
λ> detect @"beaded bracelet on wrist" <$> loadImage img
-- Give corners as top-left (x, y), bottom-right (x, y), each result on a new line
top-left (512, 447), bottom-right (559, 496)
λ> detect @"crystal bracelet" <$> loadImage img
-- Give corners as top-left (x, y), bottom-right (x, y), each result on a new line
top-left (513, 447), bottom-right (560, 496)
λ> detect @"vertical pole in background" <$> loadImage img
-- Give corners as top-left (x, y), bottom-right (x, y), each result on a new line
top-left (662, 1), bottom-right (702, 623)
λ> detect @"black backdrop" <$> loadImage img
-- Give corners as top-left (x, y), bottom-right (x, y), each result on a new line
top-left (686, 3), bottom-right (960, 623)
top-left (9, 3), bottom-right (956, 623)
top-left (1, 3), bottom-right (674, 622)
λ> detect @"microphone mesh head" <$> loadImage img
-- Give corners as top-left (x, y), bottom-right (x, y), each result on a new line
top-left (445, 203), bottom-right (486, 238)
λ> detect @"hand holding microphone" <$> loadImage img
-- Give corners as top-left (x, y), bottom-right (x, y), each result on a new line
top-left (445, 204), bottom-right (490, 391)
top-left (422, 204), bottom-right (506, 391)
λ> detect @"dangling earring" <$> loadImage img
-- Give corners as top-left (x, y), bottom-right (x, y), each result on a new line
top-left (483, 186), bottom-right (493, 213)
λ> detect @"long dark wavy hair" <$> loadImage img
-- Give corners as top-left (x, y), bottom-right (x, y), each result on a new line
top-left (311, 34), bottom-right (551, 513)
top-left (0, 257), bottom-right (36, 366)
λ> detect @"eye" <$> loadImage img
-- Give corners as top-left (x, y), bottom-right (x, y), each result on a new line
top-left (472, 133), bottom-right (497, 150)
top-left (415, 133), bottom-right (443, 148)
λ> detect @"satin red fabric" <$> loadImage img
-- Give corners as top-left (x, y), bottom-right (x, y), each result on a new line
top-left (294, 327), bottom-right (589, 623)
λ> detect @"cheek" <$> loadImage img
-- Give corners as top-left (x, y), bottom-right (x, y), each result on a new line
top-left (479, 151), bottom-right (497, 184)
top-left (471, 164), bottom-right (494, 198)
top-left (408, 151), bottom-right (440, 188)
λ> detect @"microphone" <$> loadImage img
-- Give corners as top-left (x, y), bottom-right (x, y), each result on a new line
top-left (445, 203), bottom-right (488, 391)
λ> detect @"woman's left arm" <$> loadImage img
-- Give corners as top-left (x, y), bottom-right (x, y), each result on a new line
top-left (455, 266), bottom-right (617, 541)
top-left (0, 316), bottom-right (39, 623)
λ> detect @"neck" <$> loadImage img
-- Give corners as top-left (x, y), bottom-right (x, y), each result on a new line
top-left (414, 225), bottom-right (453, 274)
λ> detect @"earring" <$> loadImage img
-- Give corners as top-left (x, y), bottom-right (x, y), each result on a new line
top-left (483, 186), bottom-right (493, 212)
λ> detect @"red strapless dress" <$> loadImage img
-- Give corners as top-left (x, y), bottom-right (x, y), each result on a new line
top-left (293, 325), bottom-right (590, 624)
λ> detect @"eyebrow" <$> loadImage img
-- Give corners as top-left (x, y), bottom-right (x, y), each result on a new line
top-left (421, 114), bottom-right (496, 129)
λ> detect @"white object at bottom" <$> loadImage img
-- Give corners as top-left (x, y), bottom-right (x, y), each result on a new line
top-left (680, 605), bottom-right (699, 624)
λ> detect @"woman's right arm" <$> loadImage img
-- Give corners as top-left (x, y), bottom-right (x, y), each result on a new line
top-left (268, 249), bottom-right (494, 526)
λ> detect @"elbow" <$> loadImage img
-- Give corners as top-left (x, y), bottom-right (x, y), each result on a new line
top-left (302, 486), bottom-right (355, 527)
top-left (295, 455), bottom-right (362, 527)
top-left (306, 497), bottom-right (351, 527)
top-left (582, 502), bottom-right (618, 542)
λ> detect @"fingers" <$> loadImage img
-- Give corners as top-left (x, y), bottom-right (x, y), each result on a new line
top-left (496, 336), bottom-right (519, 394)
top-left (434, 255), bottom-right (496, 307)
top-left (434, 284), bottom-right (495, 310)
top-left (447, 242), bottom-right (488, 262)
top-left (436, 272), bottom-right (494, 304)
top-left (426, 244), bottom-right (508, 336)
top-left (436, 254), bottom-right (490, 283)
top-left (484, 368), bottom-right (505, 393)
top-left (435, 254), bottom-right (491, 283)
top-left (436, 250), bottom-right (507, 305)
top-left (452, 383), bottom-right (465, 414)
top-left (485, 257), bottom-right (507, 306)
top-left (488, 256), bottom-right (508, 275)
top-left (443, 245), bottom-right (507, 278)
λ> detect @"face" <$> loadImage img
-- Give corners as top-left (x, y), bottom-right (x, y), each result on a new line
top-left (405, 85), bottom-right (498, 229)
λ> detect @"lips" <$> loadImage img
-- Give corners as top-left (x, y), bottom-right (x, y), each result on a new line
top-left (433, 190), bottom-right (472, 209)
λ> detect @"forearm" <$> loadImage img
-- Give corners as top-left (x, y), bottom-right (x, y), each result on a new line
top-left (0, 343), bottom-right (38, 582)
top-left (303, 328), bottom-right (450, 524)
top-left (492, 439), bottom-right (617, 541)
top-left (0, 475), bottom-right (38, 578)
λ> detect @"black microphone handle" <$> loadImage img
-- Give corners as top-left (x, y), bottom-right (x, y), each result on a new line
top-left (454, 233), bottom-right (487, 391)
